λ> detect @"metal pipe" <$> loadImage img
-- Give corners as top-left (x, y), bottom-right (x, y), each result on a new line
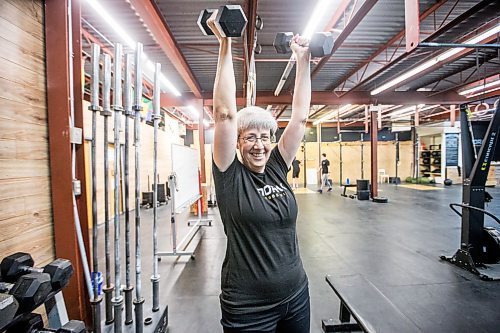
top-left (123, 52), bottom-right (134, 326)
top-left (360, 133), bottom-right (364, 179)
top-left (89, 43), bottom-right (102, 333)
top-left (169, 174), bottom-right (178, 253)
top-left (68, 1), bottom-right (93, 304)
top-left (395, 132), bottom-right (399, 185)
top-left (151, 62), bottom-right (161, 313)
top-left (101, 53), bottom-right (114, 326)
top-left (339, 133), bottom-right (343, 185)
top-left (133, 42), bottom-right (144, 333)
top-left (418, 42), bottom-right (500, 49)
top-left (112, 43), bottom-right (124, 333)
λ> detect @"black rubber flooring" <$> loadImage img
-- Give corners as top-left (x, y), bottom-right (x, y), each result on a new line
top-left (97, 184), bottom-right (500, 332)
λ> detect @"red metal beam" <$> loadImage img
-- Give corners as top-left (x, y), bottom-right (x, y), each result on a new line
top-left (193, 90), bottom-right (467, 107)
top-left (45, 0), bottom-right (91, 324)
top-left (333, 0), bottom-right (492, 93)
top-left (279, 0), bottom-right (351, 94)
top-left (333, 0), bottom-right (446, 93)
top-left (370, 22), bottom-right (499, 95)
top-left (370, 109), bottom-right (378, 197)
top-left (128, 0), bottom-right (203, 98)
top-left (311, 0), bottom-right (379, 78)
top-left (243, 0), bottom-right (258, 101)
top-left (275, 105), bottom-right (289, 118)
top-left (324, 0), bottom-right (352, 33)
top-left (405, 0), bottom-right (420, 52)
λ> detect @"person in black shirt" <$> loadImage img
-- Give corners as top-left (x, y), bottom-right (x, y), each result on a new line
top-left (207, 12), bottom-right (311, 333)
top-left (291, 158), bottom-right (301, 189)
top-left (318, 153), bottom-right (332, 193)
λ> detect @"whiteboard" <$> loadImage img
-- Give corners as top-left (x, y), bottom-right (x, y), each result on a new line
top-left (171, 144), bottom-right (200, 212)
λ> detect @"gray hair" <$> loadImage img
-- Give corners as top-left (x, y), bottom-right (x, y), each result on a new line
top-left (236, 106), bottom-right (278, 136)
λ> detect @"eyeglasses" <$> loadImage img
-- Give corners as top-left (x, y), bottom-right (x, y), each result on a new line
top-left (239, 135), bottom-right (271, 144)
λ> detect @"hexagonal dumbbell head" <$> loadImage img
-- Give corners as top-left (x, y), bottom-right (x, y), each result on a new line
top-left (9, 273), bottom-right (52, 313)
top-left (309, 31), bottom-right (334, 58)
top-left (273, 32), bottom-right (293, 54)
top-left (1, 252), bottom-right (34, 282)
top-left (214, 5), bottom-right (248, 38)
top-left (43, 259), bottom-right (74, 291)
top-left (58, 320), bottom-right (86, 333)
top-left (0, 293), bottom-right (19, 330)
top-left (6, 312), bottom-right (43, 333)
top-left (197, 9), bottom-right (215, 36)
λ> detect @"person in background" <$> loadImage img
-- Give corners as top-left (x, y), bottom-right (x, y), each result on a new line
top-left (318, 153), bottom-right (332, 193)
top-left (291, 158), bottom-right (301, 189)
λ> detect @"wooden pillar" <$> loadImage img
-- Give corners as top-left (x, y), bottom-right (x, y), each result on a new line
top-left (45, 0), bottom-right (91, 323)
top-left (370, 108), bottom-right (378, 198)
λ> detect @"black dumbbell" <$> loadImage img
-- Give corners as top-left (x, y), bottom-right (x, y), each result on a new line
top-left (0, 273), bottom-right (52, 313)
top-left (197, 5), bottom-right (248, 37)
top-left (7, 312), bottom-right (86, 333)
top-left (0, 293), bottom-right (19, 330)
top-left (1, 253), bottom-right (74, 290)
top-left (273, 31), bottom-right (335, 58)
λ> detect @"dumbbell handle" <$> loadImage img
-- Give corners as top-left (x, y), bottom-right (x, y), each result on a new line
top-left (0, 281), bottom-right (14, 292)
top-left (18, 265), bottom-right (44, 275)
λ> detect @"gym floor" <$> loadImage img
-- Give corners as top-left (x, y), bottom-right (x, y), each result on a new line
top-left (97, 184), bottom-right (500, 333)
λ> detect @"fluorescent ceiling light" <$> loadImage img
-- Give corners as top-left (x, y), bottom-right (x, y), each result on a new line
top-left (459, 79), bottom-right (500, 95)
top-left (391, 105), bottom-right (438, 120)
top-left (391, 112), bottom-right (414, 120)
top-left (302, 0), bottom-right (331, 38)
top-left (84, 0), bottom-right (181, 97)
top-left (371, 23), bottom-right (500, 96)
top-left (187, 105), bottom-right (199, 120)
top-left (465, 87), bottom-right (500, 99)
top-left (313, 104), bottom-right (352, 125)
top-left (274, 0), bottom-right (331, 96)
top-left (386, 104), bottom-right (425, 118)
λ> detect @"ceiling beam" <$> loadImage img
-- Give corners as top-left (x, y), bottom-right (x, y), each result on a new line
top-left (275, 105), bottom-right (288, 118)
top-left (333, 0), bottom-right (496, 94)
top-left (243, 0), bottom-right (258, 101)
top-left (420, 57), bottom-right (499, 96)
top-left (127, 0), bottom-right (203, 98)
top-left (369, 21), bottom-right (499, 95)
top-left (276, 0), bottom-right (352, 94)
top-left (159, 90), bottom-right (466, 107)
top-left (310, 0), bottom-right (378, 78)
top-left (332, 0), bottom-right (447, 93)
top-left (324, 0), bottom-right (353, 34)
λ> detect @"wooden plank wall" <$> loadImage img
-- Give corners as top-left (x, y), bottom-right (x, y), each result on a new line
top-left (0, 0), bottom-right (54, 265)
top-left (287, 141), bottom-right (414, 185)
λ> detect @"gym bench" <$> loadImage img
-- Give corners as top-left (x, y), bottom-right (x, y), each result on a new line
top-left (322, 274), bottom-right (422, 332)
top-left (340, 184), bottom-right (357, 197)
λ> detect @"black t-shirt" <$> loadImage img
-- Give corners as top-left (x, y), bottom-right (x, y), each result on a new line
top-left (213, 147), bottom-right (307, 313)
top-left (321, 158), bottom-right (330, 174)
top-left (292, 159), bottom-right (300, 172)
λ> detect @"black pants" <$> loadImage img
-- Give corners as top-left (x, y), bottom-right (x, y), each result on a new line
top-left (221, 285), bottom-right (310, 333)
